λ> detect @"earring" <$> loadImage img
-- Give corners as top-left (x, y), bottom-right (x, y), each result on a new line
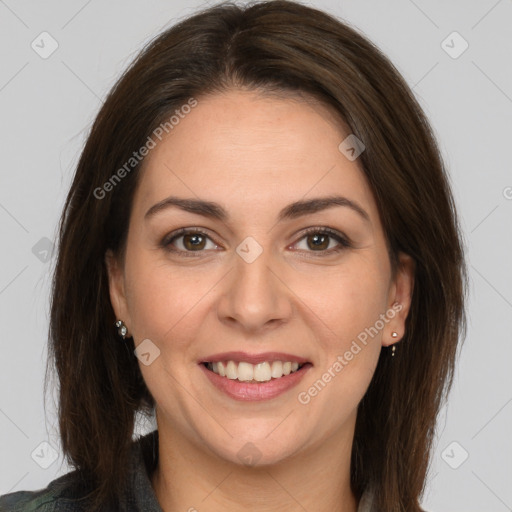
top-left (391, 332), bottom-right (398, 357)
top-left (115, 320), bottom-right (128, 339)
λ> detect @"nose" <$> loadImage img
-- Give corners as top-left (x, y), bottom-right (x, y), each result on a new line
top-left (217, 245), bottom-right (293, 333)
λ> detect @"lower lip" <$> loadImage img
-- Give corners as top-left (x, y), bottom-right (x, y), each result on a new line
top-left (199, 363), bottom-right (313, 401)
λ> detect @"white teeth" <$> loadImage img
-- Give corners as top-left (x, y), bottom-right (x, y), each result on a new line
top-left (237, 362), bottom-right (254, 382)
top-left (254, 362), bottom-right (272, 382)
top-left (271, 361), bottom-right (283, 378)
top-left (207, 360), bottom-right (305, 381)
top-left (226, 361), bottom-right (237, 379)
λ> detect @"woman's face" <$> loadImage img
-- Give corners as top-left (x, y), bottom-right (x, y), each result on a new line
top-left (107, 89), bottom-right (413, 466)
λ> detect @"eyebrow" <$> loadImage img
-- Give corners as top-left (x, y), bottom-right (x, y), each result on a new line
top-left (144, 194), bottom-right (370, 223)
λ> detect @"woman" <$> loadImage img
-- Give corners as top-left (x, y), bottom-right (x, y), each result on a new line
top-left (0, 1), bottom-right (466, 511)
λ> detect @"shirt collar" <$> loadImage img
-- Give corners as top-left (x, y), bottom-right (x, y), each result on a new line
top-left (124, 429), bottom-right (163, 511)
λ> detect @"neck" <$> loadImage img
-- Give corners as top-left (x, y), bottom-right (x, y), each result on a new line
top-left (151, 412), bottom-right (359, 512)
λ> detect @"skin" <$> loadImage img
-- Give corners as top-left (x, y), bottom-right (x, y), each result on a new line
top-left (106, 89), bottom-right (414, 512)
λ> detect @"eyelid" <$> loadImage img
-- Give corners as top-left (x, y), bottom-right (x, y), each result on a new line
top-left (161, 226), bottom-right (352, 256)
top-left (291, 226), bottom-right (352, 253)
top-left (160, 227), bottom-right (221, 256)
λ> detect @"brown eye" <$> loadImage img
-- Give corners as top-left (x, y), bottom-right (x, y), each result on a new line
top-left (306, 233), bottom-right (330, 251)
top-left (181, 233), bottom-right (207, 251)
top-left (293, 227), bottom-right (351, 256)
top-left (162, 228), bottom-right (218, 255)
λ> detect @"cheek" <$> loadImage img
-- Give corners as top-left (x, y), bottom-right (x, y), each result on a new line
top-left (122, 249), bottom-right (208, 343)
top-left (297, 254), bottom-right (390, 340)
top-left (295, 255), bottom-right (388, 402)
top-left (296, 272), bottom-right (385, 434)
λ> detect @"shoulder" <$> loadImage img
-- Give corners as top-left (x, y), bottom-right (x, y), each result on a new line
top-left (0, 430), bottom-right (160, 512)
top-left (0, 470), bottom-right (93, 512)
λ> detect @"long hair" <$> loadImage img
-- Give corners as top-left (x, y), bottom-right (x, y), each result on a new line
top-left (46, 1), bottom-right (467, 510)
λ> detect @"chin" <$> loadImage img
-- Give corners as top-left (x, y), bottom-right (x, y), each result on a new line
top-left (203, 431), bottom-right (305, 468)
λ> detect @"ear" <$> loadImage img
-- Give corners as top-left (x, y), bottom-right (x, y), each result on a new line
top-left (105, 249), bottom-right (131, 337)
top-left (382, 252), bottom-right (415, 348)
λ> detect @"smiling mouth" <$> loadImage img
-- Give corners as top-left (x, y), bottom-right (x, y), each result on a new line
top-left (202, 360), bottom-right (310, 383)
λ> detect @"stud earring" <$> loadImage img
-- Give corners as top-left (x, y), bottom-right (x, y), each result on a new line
top-left (391, 332), bottom-right (398, 357)
top-left (115, 320), bottom-right (128, 339)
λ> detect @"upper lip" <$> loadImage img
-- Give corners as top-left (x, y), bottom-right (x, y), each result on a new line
top-left (200, 351), bottom-right (311, 365)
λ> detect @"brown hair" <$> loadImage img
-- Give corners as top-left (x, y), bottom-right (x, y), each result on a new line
top-left (45, 1), bottom-right (467, 510)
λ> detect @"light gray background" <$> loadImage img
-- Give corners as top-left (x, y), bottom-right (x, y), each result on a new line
top-left (0, 0), bottom-right (511, 510)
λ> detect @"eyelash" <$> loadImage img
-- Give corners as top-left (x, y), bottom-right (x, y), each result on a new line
top-left (161, 226), bottom-right (352, 258)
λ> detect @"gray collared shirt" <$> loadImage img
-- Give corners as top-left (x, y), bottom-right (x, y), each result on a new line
top-left (0, 430), bottom-right (374, 511)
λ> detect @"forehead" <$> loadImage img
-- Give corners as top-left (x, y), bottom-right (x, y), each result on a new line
top-left (132, 90), bottom-right (378, 225)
